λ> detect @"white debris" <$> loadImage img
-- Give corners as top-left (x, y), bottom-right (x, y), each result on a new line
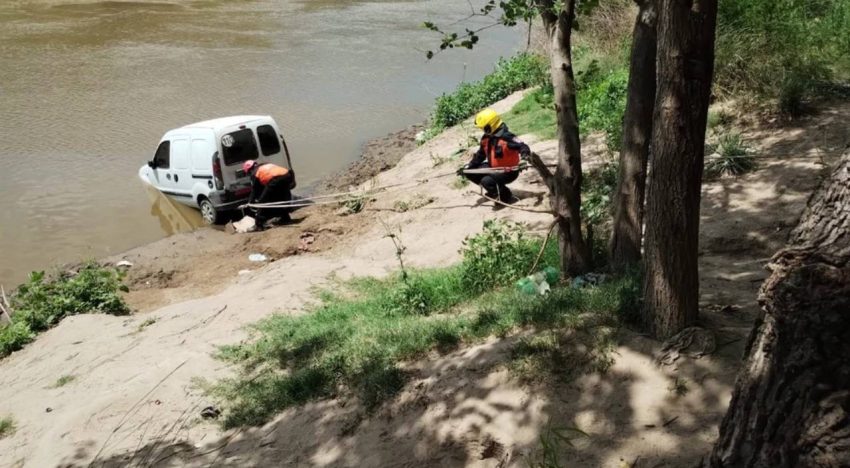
top-left (115, 260), bottom-right (134, 268)
top-left (233, 216), bottom-right (257, 233)
top-left (238, 269), bottom-right (251, 275)
top-left (248, 254), bottom-right (268, 262)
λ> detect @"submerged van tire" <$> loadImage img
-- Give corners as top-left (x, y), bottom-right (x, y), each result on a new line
top-left (199, 197), bottom-right (219, 225)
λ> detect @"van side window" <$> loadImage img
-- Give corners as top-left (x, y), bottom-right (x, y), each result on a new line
top-left (221, 129), bottom-right (259, 166)
top-left (256, 125), bottom-right (281, 156)
top-left (154, 141), bottom-right (170, 169)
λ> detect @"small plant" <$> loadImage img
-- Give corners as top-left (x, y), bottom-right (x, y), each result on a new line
top-left (668, 376), bottom-right (690, 397)
top-left (340, 195), bottom-right (366, 214)
top-left (0, 416), bottom-right (15, 439)
top-left (136, 318), bottom-right (157, 333)
top-left (49, 374), bottom-right (76, 389)
top-left (0, 263), bottom-right (130, 359)
top-left (451, 175), bottom-right (470, 189)
top-left (707, 109), bottom-right (732, 131)
top-left (392, 195), bottom-right (434, 213)
top-left (459, 220), bottom-right (539, 293)
top-left (527, 423), bottom-right (589, 468)
top-left (705, 132), bottom-right (757, 178)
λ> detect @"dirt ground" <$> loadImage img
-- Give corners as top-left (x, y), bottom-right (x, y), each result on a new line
top-left (0, 91), bottom-right (847, 468)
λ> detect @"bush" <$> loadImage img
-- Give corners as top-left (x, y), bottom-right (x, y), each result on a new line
top-left (430, 53), bottom-right (549, 132)
top-left (0, 263), bottom-right (130, 358)
top-left (705, 132), bottom-right (757, 178)
top-left (576, 63), bottom-right (628, 152)
top-left (459, 220), bottom-right (542, 293)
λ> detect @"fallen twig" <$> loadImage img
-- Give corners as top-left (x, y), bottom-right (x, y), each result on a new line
top-left (662, 416), bottom-right (679, 427)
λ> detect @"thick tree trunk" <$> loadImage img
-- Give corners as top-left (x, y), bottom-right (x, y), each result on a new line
top-left (543, 0), bottom-right (591, 276)
top-left (641, 0), bottom-right (717, 338)
top-left (704, 156), bottom-right (850, 467)
top-left (609, 0), bottom-right (657, 270)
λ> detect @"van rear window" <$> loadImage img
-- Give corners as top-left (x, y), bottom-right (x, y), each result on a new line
top-left (257, 125), bottom-right (281, 156)
top-left (221, 129), bottom-right (259, 166)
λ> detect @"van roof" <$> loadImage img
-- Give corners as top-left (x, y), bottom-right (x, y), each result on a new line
top-left (180, 115), bottom-right (271, 131)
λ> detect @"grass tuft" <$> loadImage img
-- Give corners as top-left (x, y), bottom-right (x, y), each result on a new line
top-left (705, 132), bottom-right (757, 178)
top-left (0, 416), bottom-right (15, 439)
top-left (49, 374), bottom-right (76, 389)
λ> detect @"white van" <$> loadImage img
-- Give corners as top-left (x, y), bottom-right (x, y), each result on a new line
top-left (138, 115), bottom-right (295, 224)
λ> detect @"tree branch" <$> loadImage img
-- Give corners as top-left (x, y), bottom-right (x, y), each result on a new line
top-left (528, 152), bottom-right (554, 190)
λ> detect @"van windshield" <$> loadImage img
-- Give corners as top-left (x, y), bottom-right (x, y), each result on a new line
top-left (221, 129), bottom-right (259, 166)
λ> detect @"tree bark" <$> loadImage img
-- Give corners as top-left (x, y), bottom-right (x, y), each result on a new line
top-left (641, 0), bottom-right (717, 338)
top-left (609, 0), bottom-right (657, 270)
top-left (537, 0), bottom-right (592, 276)
top-left (704, 156), bottom-right (850, 467)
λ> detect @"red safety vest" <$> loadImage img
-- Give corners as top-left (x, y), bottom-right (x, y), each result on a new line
top-left (481, 136), bottom-right (521, 169)
top-left (255, 164), bottom-right (289, 185)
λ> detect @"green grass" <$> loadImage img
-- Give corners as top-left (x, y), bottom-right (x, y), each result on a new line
top-left (208, 222), bottom-right (641, 428)
top-left (429, 53), bottom-right (549, 134)
top-left (503, 86), bottom-right (557, 139)
top-left (503, 62), bottom-right (629, 153)
top-left (0, 416), bottom-right (15, 439)
top-left (136, 318), bottom-right (157, 333)
top-left (48, 374), bottom-right (76, 389)
top-left (0, 262), bottom-right (130, 359)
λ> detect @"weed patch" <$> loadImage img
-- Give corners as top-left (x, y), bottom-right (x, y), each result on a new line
top-left (0, 263), bottom-right (130, 358)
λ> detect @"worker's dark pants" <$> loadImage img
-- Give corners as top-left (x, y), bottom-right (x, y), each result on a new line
top-left (255, 173), bottom-right (293, 225)
top-left (465, 171), bottom-right (519, 202)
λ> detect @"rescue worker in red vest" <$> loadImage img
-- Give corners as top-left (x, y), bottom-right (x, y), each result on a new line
top-left (243, 160), bottom-right (294, 229)
top-left (457, 108), bottom-right (530, 205)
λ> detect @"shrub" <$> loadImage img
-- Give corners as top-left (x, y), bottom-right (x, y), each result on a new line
top-left (705, 132), bottom-right (757, 178)
top-left (0, 263), bottom-right (130, 358)
top-left (430, 53), bottom-right (549, 132)
top-left (459, 220), bottom-right (540, 293)
top-left (576, 63), bottom-right (628, 152)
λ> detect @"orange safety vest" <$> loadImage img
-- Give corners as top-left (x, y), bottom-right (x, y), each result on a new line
top-left (481, 136), bottom-right (521, 169)
top-left (255, 164), bottom-right (289, 185)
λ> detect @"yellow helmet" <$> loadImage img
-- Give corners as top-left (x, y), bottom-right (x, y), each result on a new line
top-left (474, 108), bottom-right (502, 133)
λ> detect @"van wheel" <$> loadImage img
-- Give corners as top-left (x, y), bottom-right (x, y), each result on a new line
top-left (199, 197), bottom-right (218, 225)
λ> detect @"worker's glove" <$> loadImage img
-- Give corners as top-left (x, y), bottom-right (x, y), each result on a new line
top-left (520, 149), bottom-right (531, 161)
top-left (456, 165), bottom-right (466, 176)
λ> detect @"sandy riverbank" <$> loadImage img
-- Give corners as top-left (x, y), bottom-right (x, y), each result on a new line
top-left (0, 90), bottom-right (847, 467)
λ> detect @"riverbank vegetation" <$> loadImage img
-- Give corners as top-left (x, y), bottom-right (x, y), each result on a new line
top-left (209, 221), bottom-right (639, 427)
top-left (0, 263), bottom-right (129, 358)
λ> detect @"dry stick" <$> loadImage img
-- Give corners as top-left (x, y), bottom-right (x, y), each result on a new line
top-left (151, 428), bottom-right (245, 467)
top-left (528, 220), bottom-right (559, 275)
top-left (88, 360), bottom-right (188, 467)
top-left (137, 400), bottom-right (200, 468)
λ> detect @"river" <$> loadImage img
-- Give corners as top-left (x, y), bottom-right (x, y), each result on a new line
top-left (0, 0), bottom-right (520, 287)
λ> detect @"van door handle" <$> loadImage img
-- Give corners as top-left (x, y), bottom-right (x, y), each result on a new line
top-left (166, 173), bottom-right (172, 180)
top-left (174, 174), bottom-right (179, 182)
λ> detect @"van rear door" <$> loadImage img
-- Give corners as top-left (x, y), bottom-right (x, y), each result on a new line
top-left (218, 126), bottom-right (259, 198)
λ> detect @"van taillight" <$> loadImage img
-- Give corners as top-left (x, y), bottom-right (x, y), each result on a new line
top-left (212, 153), bottom-right (224, 190)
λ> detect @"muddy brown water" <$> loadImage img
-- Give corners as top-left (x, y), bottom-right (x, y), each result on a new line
top-left (0, 0), bottom-right (520, 287)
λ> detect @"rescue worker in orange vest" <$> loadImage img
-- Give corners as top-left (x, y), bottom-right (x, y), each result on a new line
top-left (457, 108), bottom-right (530, 206)
top-left (243, 160), bottom-right (294, 229)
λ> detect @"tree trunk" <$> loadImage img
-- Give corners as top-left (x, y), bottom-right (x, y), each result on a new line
top-left (704, 156), bottom-right (850, 467)
top-left (609, 0), bottom-right (657, 270)
top-left (641, 0), bottom-right (717, 338)
top-left (539, 0), bottom-right (591, 276)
